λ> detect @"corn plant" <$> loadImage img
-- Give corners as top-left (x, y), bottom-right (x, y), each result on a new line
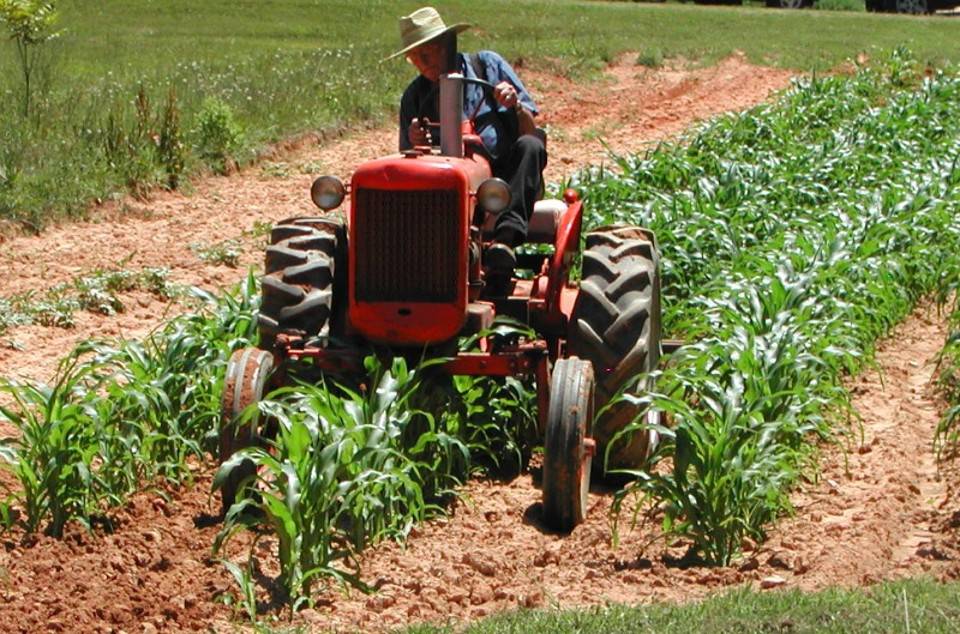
top-left (935, 302), bottom-right (960, 460)
top-left (452, 319), bottom-right (540, 476)
top-left (0, 274), bottom-right (259, 535)
top-left (215, 356), bottom-right (466, 606)
top-left (451, 374), bottom-right (537, 477)
top-left (0, 348), bottom-right (116, 535)
top-left (596, 52), bottom-right (960, 563)
top-left (213, 323), bottom-right (545, 608)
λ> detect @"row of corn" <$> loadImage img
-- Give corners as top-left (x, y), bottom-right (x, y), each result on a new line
top-left (576, 49), bottom-right (960, 563)
top-left (2, 48), bottom-right (959, 607)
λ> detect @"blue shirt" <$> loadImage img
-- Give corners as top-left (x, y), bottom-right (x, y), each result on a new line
top-left (398, 50), bottom-right (538, 159)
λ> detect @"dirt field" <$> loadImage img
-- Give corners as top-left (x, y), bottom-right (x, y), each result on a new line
top-left (0, 54), bottom-right (957, 633)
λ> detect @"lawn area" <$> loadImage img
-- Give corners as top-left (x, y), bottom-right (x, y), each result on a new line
top-left (27, 1), bottom-right (960, 74)
top-left (1, 0), bottom-right (959, 230)
top-left (405, 578), bottom-right (960, 634)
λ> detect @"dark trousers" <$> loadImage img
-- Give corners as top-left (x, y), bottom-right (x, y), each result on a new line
top-left (492, 134), bottom-right (547, 245)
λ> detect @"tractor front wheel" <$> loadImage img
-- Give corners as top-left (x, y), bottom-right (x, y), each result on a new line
top-left (542, 357), bottom-right (595, 532)
top-left (258, 216), bottom-right (346, 349)
top-left (218, 347), bottom-right (274, 515)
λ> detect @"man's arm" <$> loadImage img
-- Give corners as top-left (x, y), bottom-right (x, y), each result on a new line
top-left (483, 51), bottom-right (539, 137)
top-left (493, 82), bottom-right (537, 136)
top-left (399, 77), bottom-right (437, 150)
top-left (516, 107), bottom-right (536, 137)
top-left (399, 86), bottom-right (415, 151)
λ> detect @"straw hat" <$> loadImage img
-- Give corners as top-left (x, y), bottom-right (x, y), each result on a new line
top-left (385, 6), bottom-right (471, 61)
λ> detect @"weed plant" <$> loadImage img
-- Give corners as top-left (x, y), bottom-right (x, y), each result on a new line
top-left (0, 266), bottom-right (181, 334)
top-left (190, 238), bottom-right (243, 268)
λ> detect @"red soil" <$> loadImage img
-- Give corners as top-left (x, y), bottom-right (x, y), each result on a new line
top-left (2, 54), bottom-right (955, 634)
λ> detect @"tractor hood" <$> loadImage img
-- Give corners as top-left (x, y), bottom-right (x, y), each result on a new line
top-left (350, 150), bottom-right (491, 193)
top-left (346, 151), bottom-right (492, 346)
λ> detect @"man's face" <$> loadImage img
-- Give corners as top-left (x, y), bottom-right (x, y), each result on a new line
top-left (406, 40), bottom-right (445, 82)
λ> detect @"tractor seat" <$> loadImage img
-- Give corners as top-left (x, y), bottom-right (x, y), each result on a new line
top-left (481, 199), bottom-right (565, 244)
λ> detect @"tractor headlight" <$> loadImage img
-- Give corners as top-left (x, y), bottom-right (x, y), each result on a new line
top-left (477, 178), bottom-right (511, 214)
top-left (310, 175), bottom-right (346, 211)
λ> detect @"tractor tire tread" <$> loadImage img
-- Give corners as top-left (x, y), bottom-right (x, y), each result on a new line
top-left (256, 217), bottom-right (345, 347)
top-left (265, 245), bottom-right (311, 273)
top-left (270, 224), bottom-right (315, 245)
top-left (569, 225), bottom-right (661, 472)
top-left (283, 258), bottom-right (334, 287)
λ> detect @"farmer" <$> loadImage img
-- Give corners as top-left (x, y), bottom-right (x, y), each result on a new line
top-left (387, 6), bottom-right (546, 276)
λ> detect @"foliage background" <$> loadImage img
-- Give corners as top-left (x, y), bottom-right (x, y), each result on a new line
top-left (1, 0), bottom-right (959, 229)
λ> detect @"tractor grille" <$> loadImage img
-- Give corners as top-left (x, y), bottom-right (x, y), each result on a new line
top-left (354, 188), bottom-right (460, 303)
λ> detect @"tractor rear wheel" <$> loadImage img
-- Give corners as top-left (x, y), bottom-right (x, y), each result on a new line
top-left (258, 216), bottom-right (346, 349)
top-left (568, 225), bottom-right (661, 475)
top-left (218, 347), bottom-right (274, 515)
top-left (542, 357), bottom-right (595, 532)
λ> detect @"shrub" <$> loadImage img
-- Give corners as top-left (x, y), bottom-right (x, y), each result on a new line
top-left (195, 97), bottom-right (245, 174)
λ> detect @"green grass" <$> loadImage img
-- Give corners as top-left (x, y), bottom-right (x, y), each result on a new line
top-left (814, 0), bottom-right (866, 11)
top-left (2, 0), bottom-right (960, 230)
top-left (27, 0), bottom-right (960, 75)
top-left (403, 578), bottom-right (960, 634)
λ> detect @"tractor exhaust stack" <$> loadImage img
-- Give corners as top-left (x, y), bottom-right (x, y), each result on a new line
top-left (439, 73), bottom-right (464, 158)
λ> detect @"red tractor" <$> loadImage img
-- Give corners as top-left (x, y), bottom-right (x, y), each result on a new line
top-left (219, 71), bottom-right (663, 532)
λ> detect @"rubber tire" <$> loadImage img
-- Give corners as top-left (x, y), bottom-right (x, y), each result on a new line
top-left (894, 0), bottom-right (928, 12)
top-left (568, 225), bottom-right (661, 474)
top-left (542, 357), bottom-right (595, 532)
top-left (258, 216), bottom-right (346, 349)
top-left (218, 347), bottom-right (274, 515)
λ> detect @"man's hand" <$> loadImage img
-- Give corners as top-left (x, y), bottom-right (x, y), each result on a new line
top-left (494, 80), bottom-right (536, 136)
top-left (493, 81), bottom-right (521, 111)
top-left (408, 117), bottom-right (432, 146)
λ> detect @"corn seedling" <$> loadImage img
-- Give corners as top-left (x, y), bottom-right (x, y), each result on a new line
top-left (935, 302), bottom-right (960, 460)
top-left (0, 273), bottom-right (259, 535)
top-left (596, 51), bottom-right (960, 563)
